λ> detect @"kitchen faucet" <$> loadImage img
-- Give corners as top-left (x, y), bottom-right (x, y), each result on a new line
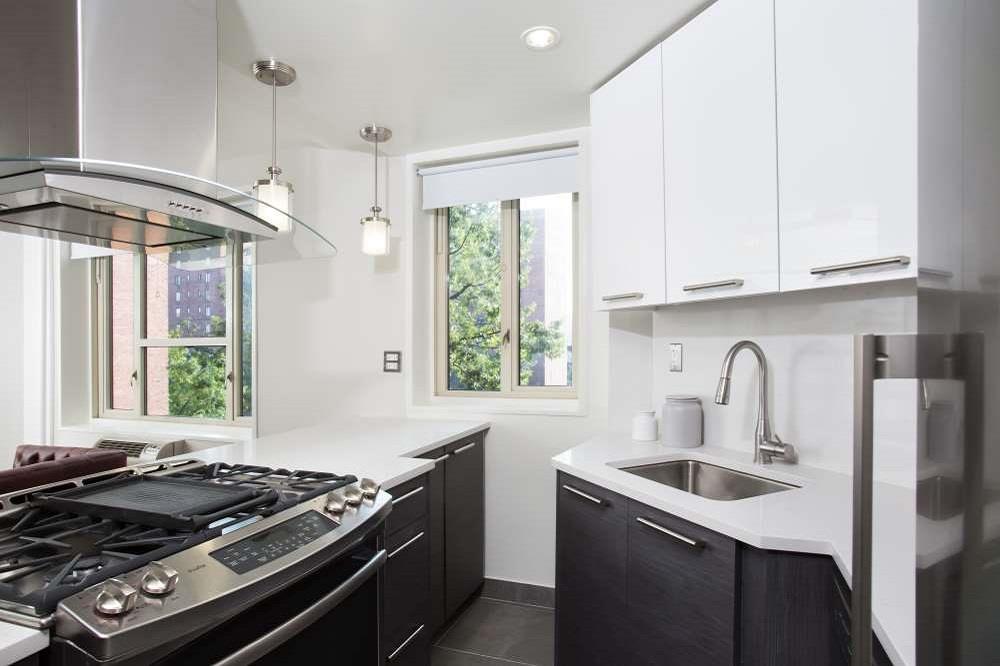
top-left (714, 340), bottom-right (797, 464)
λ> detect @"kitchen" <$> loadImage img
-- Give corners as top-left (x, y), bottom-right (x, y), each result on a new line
top-left (0, 0), bottom-right (997, 665)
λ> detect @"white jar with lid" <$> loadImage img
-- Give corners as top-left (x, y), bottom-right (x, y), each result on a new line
top-left (631, 411), bottom-right (658, 441)
top-left (661, 395), bottom-right (703, 448)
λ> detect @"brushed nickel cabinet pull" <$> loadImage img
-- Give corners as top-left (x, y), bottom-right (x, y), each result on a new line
top-left (390, 486), bottom-right (424, 505)
top-left (810, 255), bottom-right (910, 276)
top-left (562, 484), bottom-right (605, 506)
top-left (388, 532), bottom-right (425, 559)
top-left (636, 516), bottom-right (703, 548)
top-left (682, 278), bottom-right (744, 292)
top-left (452, 442), bottom-right (477, 455)
top-left (387, 625), bottom-right (425, 661)
top-left (602, 292), bottom-right (643, 302)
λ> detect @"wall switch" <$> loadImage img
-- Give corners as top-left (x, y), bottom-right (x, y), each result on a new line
top-left (383, 351), bottom-right (402, 373)
top-left (669, 343), bottom-right (683, 372)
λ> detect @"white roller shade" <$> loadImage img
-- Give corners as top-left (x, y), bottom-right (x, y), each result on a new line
top-left (418, 147), bottom-right (578, 210)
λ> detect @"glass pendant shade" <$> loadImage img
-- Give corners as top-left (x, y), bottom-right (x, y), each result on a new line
top-left (361, 213), bottom-right (390, 256)
top-left (252, 177), bottom-right (293, 234)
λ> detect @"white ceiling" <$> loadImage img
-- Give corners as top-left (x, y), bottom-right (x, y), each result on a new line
top-left (218, 0), bottom-right (708, 158)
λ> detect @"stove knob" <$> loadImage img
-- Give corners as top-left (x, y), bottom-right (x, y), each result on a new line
top-left (359, 478), bottom-right (380, 500)
top-left (325, 489), bottom-right (347, 514)
top-left (95, 578), bottom-right (138, 616)
top-left (343, 485), bottom-right (364, 506)
top-left (141, 561), bottom-right (179, 596)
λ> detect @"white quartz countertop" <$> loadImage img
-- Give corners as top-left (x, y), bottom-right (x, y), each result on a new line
top-left (0, 417), bottom-right (490, 663)
top-left (552, 433), bottom-right (915, 666)
top-left (190, 417), bottom-right (491, 489)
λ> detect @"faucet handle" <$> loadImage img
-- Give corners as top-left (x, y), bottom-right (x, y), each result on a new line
top-left (759, 435), bottom-right (797, 464)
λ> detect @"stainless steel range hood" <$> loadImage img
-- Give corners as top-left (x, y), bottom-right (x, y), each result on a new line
top-left (0, 0), bottom-right (331, 256)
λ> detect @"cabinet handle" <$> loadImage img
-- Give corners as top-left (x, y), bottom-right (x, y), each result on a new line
top-left (601, 292), bottom-right (643, 302)
top-left (390, 486), bottom-right (424, 505)
top-left (682, 278), bottom-right (744, 292)
top-left (635, 516), bottom-right (703, 548)
top-left (387, 624), bottom-right (425, 661)
top-left (562, 484), bottom-right (605, 506)
top-left (810, 255), bottom-right (910, 276)
top-left (452, 442), bottom-right (477, 455)
top-left (432, 453), bottom-right (450, 464)
top-left (388, 531), bottom-right (425, 559)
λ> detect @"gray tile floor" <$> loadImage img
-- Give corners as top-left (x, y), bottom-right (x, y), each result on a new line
top-left (432, 597), bottom-right (555, 666)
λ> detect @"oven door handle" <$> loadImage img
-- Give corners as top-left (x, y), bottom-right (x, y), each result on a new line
top-left (211, 548), bottom-right (388, 666)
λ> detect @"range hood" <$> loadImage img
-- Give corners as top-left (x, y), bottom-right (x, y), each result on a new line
top-left (0, 0), bottom-right (333, 257)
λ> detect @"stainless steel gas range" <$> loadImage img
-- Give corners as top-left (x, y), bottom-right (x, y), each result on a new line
top-left (0, 459), bottom-right (391, 665)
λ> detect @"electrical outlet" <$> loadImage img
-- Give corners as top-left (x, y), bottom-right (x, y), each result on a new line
top-left (383, 351), bottom-right (402, 373)
top-left (669, 343), bottom-right (683, 372)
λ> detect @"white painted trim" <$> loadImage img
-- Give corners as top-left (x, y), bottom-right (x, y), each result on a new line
top-left (416, 147), bottom-right (578, 175)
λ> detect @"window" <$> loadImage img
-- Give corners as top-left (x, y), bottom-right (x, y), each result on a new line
top-left (95, 240), bottom-right (255, 422)
top-left (435, 193), bottom-right (576, 397)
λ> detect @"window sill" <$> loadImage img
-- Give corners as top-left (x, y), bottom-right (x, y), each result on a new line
top-left (58, 418), bottom-right (253, 445)
top-left (408, 396), bottom-right (587, 418)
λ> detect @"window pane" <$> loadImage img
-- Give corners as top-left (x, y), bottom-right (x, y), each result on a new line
top-left (146, 346), bottom-right (226, 418)
top-left (518, 194), bottom-right (574, 387)
top-left (146, 244), bottom-right (227, 339)
top-left (240, 244), bottom-right (254, 417)
top-left (447, 202), bottom-right (502, 391)
top-left (110, 254), bottom-right (135, 410)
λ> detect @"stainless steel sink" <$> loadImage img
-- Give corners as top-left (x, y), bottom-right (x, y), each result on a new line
top-left (620, 459), bottom-right (799, 501)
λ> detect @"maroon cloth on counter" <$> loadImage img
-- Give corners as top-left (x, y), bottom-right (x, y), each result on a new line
top-left (0, 446), bottom-right (127, 494)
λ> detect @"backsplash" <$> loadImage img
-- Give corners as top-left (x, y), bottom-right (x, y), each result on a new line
top-left (609, 281), bottom-right (919, 478)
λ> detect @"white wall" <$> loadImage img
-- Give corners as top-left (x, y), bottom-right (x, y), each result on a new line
top-left (0, 236), bottom-right (24, 461)
top-left (220, 147), bottom-right (408, 435)
top-left (403, 129), bottom-right (610, 587)
top-left (605, 281), bottom-right (919, 478)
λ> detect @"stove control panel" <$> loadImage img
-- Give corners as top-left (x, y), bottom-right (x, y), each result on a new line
top-left (95, 578), bottom-right (138, 616)
top-left (209, 510), bottom-right (338, 574)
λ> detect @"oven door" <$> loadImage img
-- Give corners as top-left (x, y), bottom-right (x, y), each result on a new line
top-left (152, 541), bottom-right (385, 666)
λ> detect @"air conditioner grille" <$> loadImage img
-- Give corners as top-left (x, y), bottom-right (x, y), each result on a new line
top-left (97, 440), bottom-right (151, 457)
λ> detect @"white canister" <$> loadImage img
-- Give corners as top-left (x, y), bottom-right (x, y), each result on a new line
top-left (631, 411), bottom-right (658, 441)
top-left (661, 395), bottom-right (703, 448)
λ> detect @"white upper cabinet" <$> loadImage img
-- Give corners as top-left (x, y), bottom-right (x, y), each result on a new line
top-left (662, 0), bottom-right (779, 303)
top-left (590, 45), bottom-right (666, 310)
top-left (775, 0), bottom-right (920, 291)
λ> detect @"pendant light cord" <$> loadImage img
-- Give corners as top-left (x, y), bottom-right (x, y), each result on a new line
top-left (271, 75), bottom-right (278, 176)
top-left (373, 129), bottom-right (379, 213)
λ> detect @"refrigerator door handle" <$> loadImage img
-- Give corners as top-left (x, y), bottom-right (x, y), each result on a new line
top-left (852, 335), bottom-right (875, 666)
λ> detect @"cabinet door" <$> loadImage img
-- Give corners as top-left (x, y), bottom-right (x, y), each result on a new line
top-left (776, 0), bottom-right (918, 291)
top-left (627, 501), bottom-right (736, 666)
top-left (444, 437), bottom-right (484, 619)
top-left (663, 0), bottom-right (779, 303)
top-left (590, 45), bottom-right (666, 310)
top-left (555, 474), bottom-right (628, 666)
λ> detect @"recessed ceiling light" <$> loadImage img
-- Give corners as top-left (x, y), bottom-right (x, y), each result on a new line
top-left (521, 26), bottom-right (560, 51)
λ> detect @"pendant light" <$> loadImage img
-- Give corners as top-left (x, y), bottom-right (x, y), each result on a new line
top-left (251, 59), bottom-right (296, 234)
top-left (360, 124), bottom-right (392, 256)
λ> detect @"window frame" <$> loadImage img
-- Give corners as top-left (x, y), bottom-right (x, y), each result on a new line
top-left (93, 239), bottom-right (254, 425)
top-left (434, 194), bottom-right (579, 399)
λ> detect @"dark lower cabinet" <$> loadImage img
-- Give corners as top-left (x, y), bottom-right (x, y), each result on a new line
top-left (383, 474), bottom-right (431, 666)
top-left (555, 473), bottom-right (893, 666)
top-left (415, 430), bottom-right (488, 636)
top-left (555, 473), bottom-right (629, 666)
top-left (628, 501), bottom-right (736, 665)
top-left (443, 436), bottom-right (485, 619)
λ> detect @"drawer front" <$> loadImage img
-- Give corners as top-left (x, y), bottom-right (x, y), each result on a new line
top-left (384, 518), bottom-right (430, 656)
top-left (385, 474), bottom-right (428, 536)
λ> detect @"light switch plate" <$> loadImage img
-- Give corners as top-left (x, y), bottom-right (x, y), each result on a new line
top-left (669, 343), bottom-right (683, 372)
top-left (383, 351), bottom-right (402, 373)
